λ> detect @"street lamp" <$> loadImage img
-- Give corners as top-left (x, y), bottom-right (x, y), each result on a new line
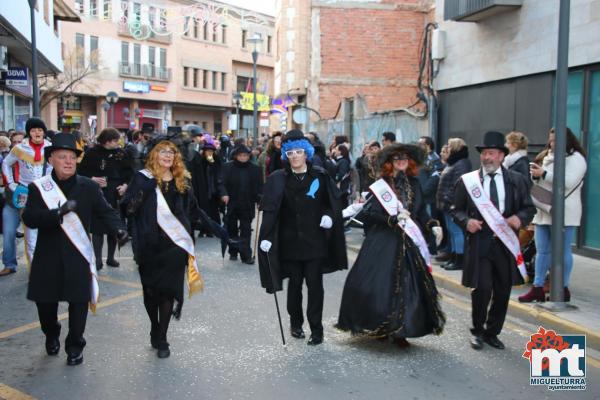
top-left (105, 91), bottom-right (119, 127)
top-left (28, 0), bottom-right (39, 117)
top-left (233, 92), bottom-right (242, 138)
top-left (247, 33), bottom-right (263, 148)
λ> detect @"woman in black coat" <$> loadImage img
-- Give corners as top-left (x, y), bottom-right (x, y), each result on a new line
top-left (336, 144), bottom-right (445, 347)
top-left (333, 144), bottom-right (352, 208)
top-left (78, 128), bottom-right (133, 269)
top-left (121, 140), bottom-right (200, 359)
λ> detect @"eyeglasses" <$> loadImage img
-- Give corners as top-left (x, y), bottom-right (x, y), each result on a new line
top-left (158, 149), bottom-right (176, 156)
top-left (392, 155), bottom-right (408, 161)
top-left (285, 149), bottom-right (305, 157)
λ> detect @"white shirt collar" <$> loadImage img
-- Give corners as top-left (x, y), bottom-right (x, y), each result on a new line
top-left (484, 167), bottom-right (503, 178)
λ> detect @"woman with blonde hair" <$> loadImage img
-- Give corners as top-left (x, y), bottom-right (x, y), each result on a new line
top-left (503, 131), bottom-right (530, 180)
top-left (122, 140), bottom-right (201, 358)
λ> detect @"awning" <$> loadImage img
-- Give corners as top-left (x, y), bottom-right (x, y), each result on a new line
top-left (54, 0), bottom-right (81, 22)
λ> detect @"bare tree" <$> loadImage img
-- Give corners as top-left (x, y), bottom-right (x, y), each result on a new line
top-left (39, 47), bottom-right (102, 111)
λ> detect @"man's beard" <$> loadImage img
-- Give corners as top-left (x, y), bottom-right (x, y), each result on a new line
top-left (482, 161), bottom-right (499, 174)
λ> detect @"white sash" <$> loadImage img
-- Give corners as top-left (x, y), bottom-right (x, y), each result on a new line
top-left (369, 179), bottom-right (432, 271)
top-left (33, 175), bottom-right (99, 311)
top-left (461, 170), bottom-right (527, 281)
top-left (139, 170), bottom-right (204, 296)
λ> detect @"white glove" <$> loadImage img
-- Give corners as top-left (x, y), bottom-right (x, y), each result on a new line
top-left (342, 203), bottom-right (364, 218)
top-left (8, 183), bottom-right (18, 192)
top-left (360, 191), bottom-right (370, 201)
top-left (320, 215), bottom-right (333, 229)
top-left (260, 240), bottom-right (272, 253)
top-left (397, 209), bottom-right (411, 221)
top-left (432, 226), bottom-right (443, 247)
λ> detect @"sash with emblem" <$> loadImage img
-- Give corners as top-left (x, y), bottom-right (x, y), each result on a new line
top-left (461, 170), bottom-right (528, 281)
top-left (139, 169), bottom-right (204, 297)
top-left (369, 178), bottom-right (432, 271)
top-left (33, 175), bottom-right (100, 311)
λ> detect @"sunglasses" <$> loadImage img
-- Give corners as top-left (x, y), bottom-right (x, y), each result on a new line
top-left (392, 155), bottom-right (408, 161)
top-left (285, 149), bottom-right (305, 157)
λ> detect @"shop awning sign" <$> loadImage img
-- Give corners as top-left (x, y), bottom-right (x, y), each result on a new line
top-left (1, 67), bottom-right (28, 86)
top-left (123, 81), bottom-right (150, 93)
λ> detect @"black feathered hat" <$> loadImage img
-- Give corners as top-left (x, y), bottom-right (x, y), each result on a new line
top-left (376, 143), bottom-right (424, 171)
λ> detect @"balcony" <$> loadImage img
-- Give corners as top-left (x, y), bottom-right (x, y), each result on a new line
top-left (444, 0), bottom-right (522, 22)
top-left (119, 63), bottom-right (172, 82)
top-left (117, 22), bottom-right (172, 45)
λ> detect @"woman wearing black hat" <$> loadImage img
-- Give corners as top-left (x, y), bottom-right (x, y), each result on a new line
top-left (336, 143), bottom-right (445, 347)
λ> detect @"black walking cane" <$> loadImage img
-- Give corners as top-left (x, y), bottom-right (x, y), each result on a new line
top-left (265, 250), bottom-right (286, 346)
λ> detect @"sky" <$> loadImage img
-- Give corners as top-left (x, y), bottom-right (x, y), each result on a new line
top-left (218, 0), bottom-right (277, 16)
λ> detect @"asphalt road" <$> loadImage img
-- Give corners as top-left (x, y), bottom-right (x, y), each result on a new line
top-left (0, 232), bottom-right (598, 400)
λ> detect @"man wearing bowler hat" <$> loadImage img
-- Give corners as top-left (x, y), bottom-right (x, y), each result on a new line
top-left (23, 133), bottom-right (128, 366)
top-left (451, 131), bottom-right (535, 350)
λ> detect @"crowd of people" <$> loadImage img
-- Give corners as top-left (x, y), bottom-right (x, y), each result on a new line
top-left (0, 117), bottom-right (588, 365)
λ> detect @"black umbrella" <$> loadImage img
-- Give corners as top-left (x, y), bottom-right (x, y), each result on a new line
top-left (196, 208), bottom-right (240, 258)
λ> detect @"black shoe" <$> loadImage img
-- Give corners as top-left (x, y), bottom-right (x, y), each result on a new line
top-left (96, 262), bottom-right (103, 271)
top-left (483, 335), bottom-right (505, 350)
top-left (470, 335), bottom-right (484, 350)
top-left (291, 327), bottom-right (305, 339)
top-left (106, 259), bottom-right (120, 268)
top-left (45, 337), bottom-right (60, 356)
top-left (229, 254), bottom-right (238, 261)
top-left (307, 334), bottom-right (323, 346)
top-left (157, 343), bottom-right (170, 358)
top-left (435, 252), bottom-right (452, 262)
top-left (66, 352), bottom-right (83, 366)
top-left (16, 231), bottom-right (24, 238)
top-left (444, 262), bottom-right (463, 271)
top-left (150, 331), bottom-right (159, 349)
top-left (442, 261), bottom-right (455, 270)
top-left (241, 257), bottom-right (255, 265)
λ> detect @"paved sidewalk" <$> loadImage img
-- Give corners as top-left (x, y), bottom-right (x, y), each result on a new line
top-left (345, 229), bottom-right (600, 351)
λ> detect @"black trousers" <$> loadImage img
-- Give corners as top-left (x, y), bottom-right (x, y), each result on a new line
top-left (226, 209), bottom-right (253, 260)
top-left (471, 240), bottom-right (512, 337)
top-left (36, 302), bottom-right (88, 354)
top-left (92, 234), bottom-right (117, 263)
top-left (285, 258), bottom-right (324, 335)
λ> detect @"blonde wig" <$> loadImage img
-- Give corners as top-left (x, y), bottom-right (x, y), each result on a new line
top-left (145, 141), bottom-right (190, 193)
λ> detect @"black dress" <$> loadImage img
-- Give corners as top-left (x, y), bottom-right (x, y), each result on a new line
top-left (337, 174), bottom-right (445, 338)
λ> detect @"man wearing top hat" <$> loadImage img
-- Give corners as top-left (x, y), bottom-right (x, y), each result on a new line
top-left (257, 129), bottom-right (347, 345)
top-left (222, 144), bottom-right (263, 264)
top-left (451, 131), bottom-right (535, 351)
top-left (22, 134), bottom-right (127, 366)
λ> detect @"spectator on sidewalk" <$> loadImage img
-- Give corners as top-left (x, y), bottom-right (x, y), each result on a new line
top-left (333, 144), bottom-right (352, 209)
top-left (266, 132), bottom-right (283, 176)
top-left (503, 131), bottom-right (531, 184)
top-left (418, 136), bottom-right (444, 255)
top-left (518, 128), bottom-right (587, 303)
top-left (381, 131), bottom-right (396, 147)
top-left (436, 138), bottom-right (471, 270)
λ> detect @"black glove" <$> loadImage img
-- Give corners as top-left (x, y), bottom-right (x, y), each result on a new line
top-left (387, 214), bottom-right (399, 227)
top-left (116, 229), bottom-right (130, 248)
top-left (58, 200), bottom-right (77, 216)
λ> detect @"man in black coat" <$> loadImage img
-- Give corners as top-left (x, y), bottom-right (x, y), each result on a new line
top-left (23, 134), bottom-right (126, 366)
top-left (417, 136), bottom-right (444, 254)
top-left (222, 145), bottom-right (263, 264)
top-left (258, 130), bottom-right (347, 346)
top-left (451, 131), bottom-right (535, 351)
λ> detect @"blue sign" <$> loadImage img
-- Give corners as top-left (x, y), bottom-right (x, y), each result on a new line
top-left (123, 81), bottom-right (150, 93)
top-left (1, 67), bottom-right (28, 86)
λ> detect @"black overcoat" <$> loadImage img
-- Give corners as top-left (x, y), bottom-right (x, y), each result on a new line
top-left (23, 174), bottom-right (124, 302)
top-left (257, 166), bottom-right (348, 293)
top-left (450, 167), bottom-right (535, 288)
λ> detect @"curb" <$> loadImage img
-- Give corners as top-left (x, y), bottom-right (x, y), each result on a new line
top-left (347, 244), bottom-right (600, 351)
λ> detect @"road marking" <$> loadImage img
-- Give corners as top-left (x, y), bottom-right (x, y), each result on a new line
top-left (0, 383), bottom-right (35, 400)
top-left (97, 275), bottom-right (142, 289)
top-left (441, 289), bottom-right (600, 369)
top-left (0, 291), bottom-right (141, 340)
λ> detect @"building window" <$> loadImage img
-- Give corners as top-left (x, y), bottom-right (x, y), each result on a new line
top-left (90, 36), bottom-right (99, 70)
top-left (159, 48), bottom-right (166, 68)
top-left (133, 2), bottom-right (141, 22)
top-left (212, 71), bottom-right (217, 90)
top-left (183, 67), bottom-right (189, 87)
top-left (193, 68), bottom-right (199, 88)
top-left (193, 18), bottom-right (198, 38)
top-left (103, 0), bottom-right (111, 20)
top-left (241, 29), bottom-right (247, 48)
top-left (222, 25), bottom-right (227, 44)
top-left (148, 46), bottom-right (155, 77)
top-left (202, 121), bottom-right (207, 129)
top-left (159, 9), bottom-right (167, 31)
top-left (74, 0), bottom-right (83, 13)
top-left (133, 43), bottom-right (141, 75)
top-left (75, 33), bottom-right (85, 68)
top-left (89, 0), bottom-right (98, 17)
top-left (175, 120), bottom-right (180, 126)
top-left (213, 29), bottom-right (217, 42)
top-left (121, 41), bottom-right (129, 67)
top-left (221, 73), bottom-right (226, 92)
top-left (203, 23), bottom-right (208, 41)
top-left (202, 70), bottom-right (207, 89)
top-left (62, 96), bottom-right (82, 110)
top-left (121, 0), bottom-right (128, 19)
top-left (183, 16), bottom-right (190, 36)
top-left (237, 76), bottom-right (252, 93)
top-left (149, 6), bottom-right (156, 27)
top-left (267, 35), bottom-right (272, 53)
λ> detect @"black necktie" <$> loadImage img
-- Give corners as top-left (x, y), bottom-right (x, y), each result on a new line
top-left (489, 172), bottom-right (499, 210)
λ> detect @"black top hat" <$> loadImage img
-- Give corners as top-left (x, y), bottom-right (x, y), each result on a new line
top-left (282, 129), bottom-right (307, 143)
top-left (476, 131), bottom-right (508, 155)
top-left (44, 133), bottom-right (82, 159)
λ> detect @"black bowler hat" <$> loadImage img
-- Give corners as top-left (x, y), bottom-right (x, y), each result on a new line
top-left (44, 133), bottom-right (82, 159)
top-left (475, 131), bottom-right (508, 155)
top-left (282, 129), bottom-right (308, 143)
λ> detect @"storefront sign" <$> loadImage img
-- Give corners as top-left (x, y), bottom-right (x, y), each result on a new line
top-left (123, 81), bottom-right (150, 93)
top-left (2, 67), bottom-right (28, 86)
top-left (240, 92), bottom-right (270, 112)
top-left (150, 85), bottom-right (167, 92)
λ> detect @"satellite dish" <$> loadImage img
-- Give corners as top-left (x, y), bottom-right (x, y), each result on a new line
top-left (292, 108), bottom-right (309, 124)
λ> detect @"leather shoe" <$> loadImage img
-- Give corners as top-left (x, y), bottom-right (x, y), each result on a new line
top-left (45, 337), bottom-right (60, 356)
top-left (307, 334), bottom-right (323, 346)
top-left (484, 335), bottom-right (505, 349)
top-left (66, 352), bottom-right (83, 366)
top-left (470, 335), bottom-right (484, 350)
top-left (229, 254), bottom-right (238, 261)
top-left (106, 259), bottom-right (120, 268)
top-left (241, 257), bottom-right (255, 265)
top-left (157, 343), bottom-right (170, 358)
top-left (444, 262), bottom-right (463, 271)
top-left (291, 327), bottom-right (305, 339)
